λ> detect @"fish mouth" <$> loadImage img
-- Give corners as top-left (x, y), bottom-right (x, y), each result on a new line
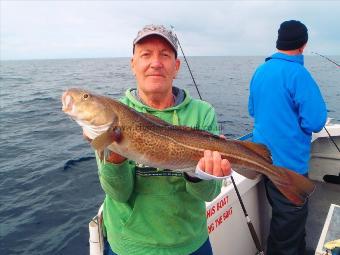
top-left (61, 91), bottom-right (74, 114)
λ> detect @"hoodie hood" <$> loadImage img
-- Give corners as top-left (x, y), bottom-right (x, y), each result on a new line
top-left (266, 52), bottom-right (304, 65)
top-left (121, 87), bottom-right (193, 126)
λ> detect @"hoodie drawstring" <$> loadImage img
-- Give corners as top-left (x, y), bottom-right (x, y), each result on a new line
top-left (172, 110), bottom-right (179, 125)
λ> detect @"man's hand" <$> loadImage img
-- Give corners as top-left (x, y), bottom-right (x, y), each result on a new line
top-left (83, 131), bottom-right (126, 164)
top-left (197, 150), bottom-right (231, 177)
top-left (197, 134), bottom-right (231, 177)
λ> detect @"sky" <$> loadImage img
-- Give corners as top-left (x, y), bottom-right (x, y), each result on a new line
top-left (1, 1), bottom-right (339, 60)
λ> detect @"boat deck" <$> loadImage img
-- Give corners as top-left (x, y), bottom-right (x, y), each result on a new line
top-left (306, 181), bottom-right (340, 254)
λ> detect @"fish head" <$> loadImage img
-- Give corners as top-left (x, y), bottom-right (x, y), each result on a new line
top-left (62, 88), bottom-right (117, 127)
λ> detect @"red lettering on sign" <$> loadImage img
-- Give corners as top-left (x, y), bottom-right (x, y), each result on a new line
top-left (206, 196), bottom-right (229, 220)
top-left (223, 207), bottom-right (232, 220)
top-left (207, 206), bottom-right (233, 234)
top-left (206, 206), bottom-right (216, 219)
top-left (216, 196), bottom-right (229, 211)
top-left (214, 215), bottom-right (223, 227)
top-left (208, 222), bottom-right (215, 234)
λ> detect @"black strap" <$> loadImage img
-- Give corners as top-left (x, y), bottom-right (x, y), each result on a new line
top-left (135, 166), bottom-right (183, 177)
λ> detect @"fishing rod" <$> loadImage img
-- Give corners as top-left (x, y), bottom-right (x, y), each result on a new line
top-left (171, 25), bottom-right (265, 255)
top-left (310, 52), bottom-right (340, 153)
top-left (230, 176), bottom-right (264, 255)
top-left (311, 51), bottom-right (340, 68)
top-left (324, 125), bottom-right (340, 153)
top-left (170, 26), bottom-right (202, 100)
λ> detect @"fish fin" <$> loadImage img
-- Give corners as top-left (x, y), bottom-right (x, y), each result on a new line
top-left (97, 150), bottom-right (105, 161)
top-left (175, 125), bottom-right (222, 140)
top-left (240, 141), bottom-right (273, 164)
top-left (141, 113), bottom-right (219, 140)
top-left (232, 166), bottom-right (260, 179)
top-left (142, 113), bottom-right (222, 140)
top-left (270, 166), bottom-right (316, 206)
top-left (142, 113), bottom-right (172, 126)
top-left (91, 126), bottom-right (122, 151)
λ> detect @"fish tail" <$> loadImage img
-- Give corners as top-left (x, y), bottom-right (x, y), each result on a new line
top-left (268, 166), bottom-right (316, 206)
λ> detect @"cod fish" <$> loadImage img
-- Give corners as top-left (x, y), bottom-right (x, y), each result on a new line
top-left (62, 88), bottom-right (315, 206)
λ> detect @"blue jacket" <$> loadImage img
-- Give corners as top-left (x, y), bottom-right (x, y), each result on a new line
top-left (248, 52), bottom-right (327, 174)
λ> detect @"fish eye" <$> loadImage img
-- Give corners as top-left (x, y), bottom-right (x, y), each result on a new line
top-left (83, 93), bottom-right (89, 100)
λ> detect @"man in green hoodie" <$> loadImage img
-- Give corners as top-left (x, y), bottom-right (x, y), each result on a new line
top-left (97, 24), bottom-right (231, 255)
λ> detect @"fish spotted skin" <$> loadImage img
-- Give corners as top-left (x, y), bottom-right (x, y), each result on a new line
top-left (62, 88), bottom-right (315, 206)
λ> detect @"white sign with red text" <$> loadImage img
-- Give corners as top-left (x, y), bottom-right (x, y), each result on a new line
top-left (206, 194), bottom-right (233, 234)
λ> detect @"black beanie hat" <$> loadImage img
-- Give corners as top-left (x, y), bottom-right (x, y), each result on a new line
top-left (276, 20), bottom-right (308, 50)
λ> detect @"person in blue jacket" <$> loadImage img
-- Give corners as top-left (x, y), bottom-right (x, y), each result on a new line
top-left (248, 20), bottom-right (327, 255)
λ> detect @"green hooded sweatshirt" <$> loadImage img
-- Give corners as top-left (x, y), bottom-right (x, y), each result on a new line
top-left (96, 88), bottom-right (222, 255)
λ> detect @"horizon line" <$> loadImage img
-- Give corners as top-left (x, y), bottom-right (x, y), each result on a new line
top-left (2, 54), bottom-right (339, 62)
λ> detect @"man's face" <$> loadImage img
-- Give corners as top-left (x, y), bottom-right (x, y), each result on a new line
top-left (131, 36), bottom-right (180, 96)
